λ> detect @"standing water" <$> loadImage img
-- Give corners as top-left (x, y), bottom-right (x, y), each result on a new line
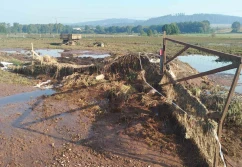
top-left (78, 54), bottom-right (110, 59)
top-left (0, 89), bottom-right (55, 107)
top-left (35, 49), bottom-right (64, 57)
top-left (178, 55), bottom-right (242, 94)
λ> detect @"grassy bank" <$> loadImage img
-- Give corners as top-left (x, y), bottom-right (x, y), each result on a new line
top-left (0, 70), bottom-right (33, 85)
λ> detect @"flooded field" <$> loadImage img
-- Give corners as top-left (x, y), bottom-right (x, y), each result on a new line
top-left (0, 49), bottom-right (111, 58)
top-left (178, 55), bottom-right (242, 94)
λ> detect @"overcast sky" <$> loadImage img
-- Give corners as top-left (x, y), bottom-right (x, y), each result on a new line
top-left (1, 0), bottom-right (242, 24)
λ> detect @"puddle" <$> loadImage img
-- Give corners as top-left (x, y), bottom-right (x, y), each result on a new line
top-left (35, 49), bottom-right (64, 57)
top-left (78, 54), bottom-right (110, 59)
top-left (1, 50), bottom-right (18, 54)
top-left (0, 89), bottom-right (55, 107)
top-left (0, 49), bottom-right (64, 57)
top-left (178, 55), bottom-right (242, 94)
top-left (0, 49), bottom-right (27, 54)
top-left (0, 49), bottom-right (110, 59)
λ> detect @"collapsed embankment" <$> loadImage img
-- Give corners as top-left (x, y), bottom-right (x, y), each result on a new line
top-left (7, 53), bottom-right (226, 166)
top-left (160, 70), bottom-right (218, 166)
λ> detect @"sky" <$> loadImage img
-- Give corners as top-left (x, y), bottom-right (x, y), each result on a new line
top-left (1, 0), bottom-right (242, 24)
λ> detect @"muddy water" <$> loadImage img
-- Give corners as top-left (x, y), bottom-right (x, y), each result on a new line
top-left (178, 55), bottom-right (242, 94)
top-left (0, 89), bottom-right (55, 136)
top-left (0, 89), bottom-right (55, 107)
top-left (78, 54), bottom-right (110, 59)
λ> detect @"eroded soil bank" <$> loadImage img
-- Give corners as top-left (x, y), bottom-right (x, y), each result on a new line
top-left (0, 52), bottom-right (209, 167)
top-left (0, 75), bottom-right (206, 167)
top-left (1, 51), bottom-right (241, 167)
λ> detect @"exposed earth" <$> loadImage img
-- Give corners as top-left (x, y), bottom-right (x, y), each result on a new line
top-left (0, 76), bottom-right (205, 167)
top-left (0, 51), bottom-right (241, 167)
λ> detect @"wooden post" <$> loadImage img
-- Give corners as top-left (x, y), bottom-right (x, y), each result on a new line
top-left (214, 62), bottom-right (242, 167)
top-left (31, 43), bottom-right (34, 66)
top-left (162, 31), bottom-right (167, 74)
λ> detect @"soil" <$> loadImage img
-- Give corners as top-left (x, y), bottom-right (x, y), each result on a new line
top-left (0, 77), bottom-right (206, 167)
top-left (61, 49), bottom-right (109, 57)
top-left (221, 127), bottom-right (242, 167)
top-left (0, 83), bottom-right (37, 97)
top-left (1, 51), bottom-right (241, 167)
top-left (57, 57), bottom-right (103, 66)
top-left (208, 74), bottom-right (234, 87)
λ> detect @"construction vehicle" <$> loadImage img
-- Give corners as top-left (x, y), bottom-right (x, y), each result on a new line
top-left (60, 34), bottom-right (82, 45)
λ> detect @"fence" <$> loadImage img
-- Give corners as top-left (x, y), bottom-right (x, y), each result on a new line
top-left (160, 32), bottom-right (242, 167)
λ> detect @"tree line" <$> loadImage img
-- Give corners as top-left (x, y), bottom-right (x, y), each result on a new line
top-left (0, 23), bottom-right (73, 34)
top-left (85, 21), bottom-right (211, 35)
top-left (0, 20), bottom-right (214, 35)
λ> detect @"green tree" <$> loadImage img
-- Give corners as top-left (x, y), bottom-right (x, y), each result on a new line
top-left (85, 25), bottom-right (90, 31)
top-left (162, 23), bottom-right (180, 35)
top-left (201, 20), bottom-right (210, 33)
top-left (132, 25), bottom-right (143, 34)
top-left (170, 23), bottom-right (180, 34)
top-left (95, 25), bottom-right (105, 34)
top-left (12, 22), bottom-right (20, 33)
top-left (48, 24), bottom-right (54, 34)
top-left (162, 24), bottom-right (171, 34)
top-left (125, 26), bottom-right (132, 34)
top-left (137, 25), bottom-right (143, 33)
top-left (0, 23), bottom-right (7, 33)
top-left (140, 30), bottom-right (146, 36)
top-left (147, 29), bottom-right (153, 36)
top-left (231, 21), bottom-right (241, 32)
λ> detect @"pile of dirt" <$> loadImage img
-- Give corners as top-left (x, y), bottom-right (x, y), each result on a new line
top-left (104, 54), bottom-right (162, 90)
top-left (6, 53), bottom-right (236, 166)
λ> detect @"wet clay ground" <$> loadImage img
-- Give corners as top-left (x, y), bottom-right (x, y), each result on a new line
top-left (0, 78), bottom-right (206, 167)
top-left (1, 53), bottom-right (240, 166)
top-left (0, 83), bottom-right (37, 97)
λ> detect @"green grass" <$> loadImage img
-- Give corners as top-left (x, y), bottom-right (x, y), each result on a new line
top-left (0, 70), bottom-right (33, 85)
top-left (0, 33), bottom-right (242, 58)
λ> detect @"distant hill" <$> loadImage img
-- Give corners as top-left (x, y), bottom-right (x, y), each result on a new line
top-left (70, 14), bottom-right (242, 27)
top-left (142, 14), bottom-right (242, 25)
top-left (71, 18), bottom-right (144, 27)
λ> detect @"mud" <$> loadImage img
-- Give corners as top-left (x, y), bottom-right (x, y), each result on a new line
top-left (0, 83), bottom-right (37, 97)
top-left (222, 127), bottom-right (242, 167)
top-left (61, 50), bottom-right (110, 58)
top-left (1, 52), bottom-right (241, 167)
top-left (208, 73), bottom-right (234, 87)
top-left (0, 71), bottom-right (207, 167)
